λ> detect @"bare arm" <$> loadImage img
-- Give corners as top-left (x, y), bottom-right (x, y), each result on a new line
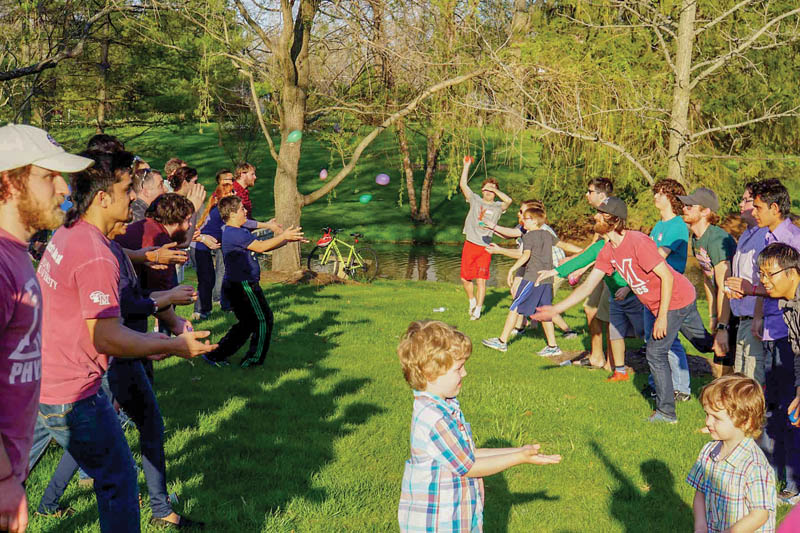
top-left (466, 444), bottom-right (561, 478)
top-left (713, 261), bottom-right (731, 325)
top-left (486, 243), bottom-right (523, 259)
top-left (556, 240), bottom-right (583, 255)
top-left (702, 276), bottom-right (716, 328)
top-left (727, 509), bottom-right (769, 532)
top-left (491, 224), bottom-right (523, 239)
top-left (652, 261), bottom-right (674, 340)
top-left (459, 158), bottom-right (472, 201)
top-left (247, 225), bottom-right (305, 253)
top-left (657, 246), bottom-right (671, 259)
top-left (86, 317), bottom-right (216, 359)
top-left (494, 187), bottom-right (513, 212)
top-left (692, 491), bottom-right (708, 533)
top-left (533, 268), bottom-right (606, 321)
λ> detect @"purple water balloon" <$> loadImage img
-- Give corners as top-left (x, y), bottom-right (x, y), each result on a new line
top-left (319, 168), bottom-right (328, 180)
top-left (375, 173), bottom-right (390, 186)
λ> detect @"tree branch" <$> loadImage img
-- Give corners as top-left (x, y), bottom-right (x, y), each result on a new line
top-left (689, 7), bottom-right (800, 90)
top-left (690, 105), bottom-right (800, 140)
top-left (302, 68), bottom-right (486, 205)
top-left (694, 0), bottom-right (752, 37)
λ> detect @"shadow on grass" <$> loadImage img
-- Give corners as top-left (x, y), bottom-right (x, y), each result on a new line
top-left (146, 284), bottom-right (385, 530)
top-left (590, 441), bottom-right (692, 533)
top-left (482, 438), bottom-right (560, 533)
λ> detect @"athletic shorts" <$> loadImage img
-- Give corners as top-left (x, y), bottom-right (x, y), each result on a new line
top-left (608, 291), bottom-right (645, 340)
top-left (510, 280), bottom-right (553, 318)
top-left (460, 241), bottom-right (491, 280)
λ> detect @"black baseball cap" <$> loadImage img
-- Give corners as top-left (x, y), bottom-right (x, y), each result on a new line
top-left (596, 196), bottom-right (628, 220)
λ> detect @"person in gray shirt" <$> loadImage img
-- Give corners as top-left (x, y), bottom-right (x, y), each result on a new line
top-left (458, 156), bottom-right (512, 320)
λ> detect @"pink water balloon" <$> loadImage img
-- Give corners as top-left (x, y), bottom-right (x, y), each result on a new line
top-left (319, 169), bottom-right (328, 180)
top-left (375, 173), bottom-right (390, 186)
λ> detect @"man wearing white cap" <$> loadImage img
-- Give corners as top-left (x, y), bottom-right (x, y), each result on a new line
top-left (0, 124), bottom-right (93, 533)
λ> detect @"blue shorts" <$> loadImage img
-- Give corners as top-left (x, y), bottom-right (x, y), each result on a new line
top-left (510, 280), bottom-right (553, 318)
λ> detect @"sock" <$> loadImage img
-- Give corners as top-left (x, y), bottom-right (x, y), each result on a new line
top-left (614, 366), bottom-right (627, 375)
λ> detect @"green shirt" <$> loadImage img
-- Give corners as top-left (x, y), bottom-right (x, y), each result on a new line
top-left (555, 239), bottom-right (628, 292)
top-left (691, 225), bottom-right (736, 280)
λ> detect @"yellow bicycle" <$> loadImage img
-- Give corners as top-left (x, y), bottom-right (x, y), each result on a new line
top-left (306, 227), bottom-right (379, 282)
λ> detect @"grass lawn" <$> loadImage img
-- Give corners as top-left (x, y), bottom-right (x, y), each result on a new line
top-left (23, 280), bottom-right (793, 532)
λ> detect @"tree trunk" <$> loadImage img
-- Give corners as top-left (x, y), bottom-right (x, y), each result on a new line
top-left (418, 128), bottom-right (442, 224)
top-left (96, 26), bottom-right (110, 134)
top-left (395, 119), bottom-right (419, 219)
top-left (271, 86), bottom-right (306, 272)
top-left (667, 0), bottom-right (696, 186)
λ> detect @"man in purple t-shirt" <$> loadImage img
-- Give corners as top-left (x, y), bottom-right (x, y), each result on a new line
top-left (0, 124), bottom-right (92, 533)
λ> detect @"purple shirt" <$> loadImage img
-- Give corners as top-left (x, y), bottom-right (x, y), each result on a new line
top-left (0, 228), bottom-right (42, 482)
top-left (762, 219), bottom-right (800, 341)
top-left (730, 225), bottom-right (768, 318)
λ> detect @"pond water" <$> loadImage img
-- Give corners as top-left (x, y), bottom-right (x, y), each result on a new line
top-left (317, 242), bottom-right (707, 294)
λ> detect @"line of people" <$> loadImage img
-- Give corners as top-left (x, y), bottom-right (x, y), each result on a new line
top-left (0, 124), bottom-right (304, 532)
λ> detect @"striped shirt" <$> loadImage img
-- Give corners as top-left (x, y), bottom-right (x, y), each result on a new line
top-left (399, 392), bottom-right (484, 532)
top-left (687, 438), bottom-right (776, 533)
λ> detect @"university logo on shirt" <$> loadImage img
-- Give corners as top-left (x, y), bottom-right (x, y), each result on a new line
top-left (611, 258), bottom-right (649, 295)
top-left (89, 290), bottom-right (110, 305)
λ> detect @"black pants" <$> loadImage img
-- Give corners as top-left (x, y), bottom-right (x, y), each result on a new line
top-left (207, 280), bottom-right (273, 366)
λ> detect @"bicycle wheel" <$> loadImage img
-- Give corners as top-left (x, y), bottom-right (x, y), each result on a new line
top-left (307, 245), bottom-right (341, 276)
top-left (347, 246), bottom-right (378, 282)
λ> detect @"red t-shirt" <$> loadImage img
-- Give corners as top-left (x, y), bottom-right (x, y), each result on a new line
top-left (0, 228), bottom-right (42, 481)
top-left (232, 181), bottom-right (252, 219)
top-left (114, 218), bottom-right (175, 291)
top-left (595, 230), bottom-right (696, 315)
top-left (37, 220), bottom-right (121, 404)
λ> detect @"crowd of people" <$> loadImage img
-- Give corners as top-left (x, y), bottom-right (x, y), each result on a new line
top-left (3, 123), bottom-right (800, 533)
top-left (0, 124), bottom-right (305, 532)
top-left (396, 156), bottom-right (800, 531)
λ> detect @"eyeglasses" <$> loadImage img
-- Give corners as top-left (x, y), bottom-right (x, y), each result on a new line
top-left (741, 198), bottom-right (754, 205)
top-left (758, 267), bottom-right (794, 283)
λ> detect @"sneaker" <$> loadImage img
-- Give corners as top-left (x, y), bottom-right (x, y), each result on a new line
top-left (470, 306), bottom-right (482, 321)
top-left (538, 345), bottom-right (563, 357)
top-left (35, 506), bottom-right (76, 518)
top-left (482, 338), bottom-right (508, 352)
top-left (201, 355), bottom-right (229, 368)
top-left (606, 371), bottom-right (629, 382)
top-left (562, 329), bottom-right (579, 340)
top-left (779, 490), bottom-right (800, 506)
top-left (647, 411), bottom-right (678, 424)
top-left (509, 328), bottom-right (525, 338)
top-left (468, 298), bottom-right (477, 316)
top-left (674, 391), bottom-right (692, 402)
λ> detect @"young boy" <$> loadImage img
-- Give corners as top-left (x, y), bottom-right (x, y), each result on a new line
top-left (397, 320), bottom-right (561, 532)
top-left (482, 206), bottom-right (561, 355)
top-left (458, 157), bottom-right (512, 320)
top-left (202, 196), bottom-right (305, 368)
top-left (687, 375), bottom-right (776, 533)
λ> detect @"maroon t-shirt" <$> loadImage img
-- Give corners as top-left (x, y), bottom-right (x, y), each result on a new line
top-left (0, 228), bottom-right (42, 481)
top-left (37, 220), bottom-right (121, 404)
top-left (595, 230), bottom-right (696, 315)
top-left (114, 218), bottom-right (175, 291)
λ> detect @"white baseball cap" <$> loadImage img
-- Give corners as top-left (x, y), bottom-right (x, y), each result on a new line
top-left (0, 124), bottom-right (94, 173)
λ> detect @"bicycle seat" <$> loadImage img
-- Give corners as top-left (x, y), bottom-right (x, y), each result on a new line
top-left (350, 233), bottom-right (363, 238)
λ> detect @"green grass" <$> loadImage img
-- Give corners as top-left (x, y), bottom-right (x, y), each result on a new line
top-left (22, 280), bottom-right (793, 532)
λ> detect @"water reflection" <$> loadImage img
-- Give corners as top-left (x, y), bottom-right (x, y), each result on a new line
top-left (320, 243), bottom-right (707, 294)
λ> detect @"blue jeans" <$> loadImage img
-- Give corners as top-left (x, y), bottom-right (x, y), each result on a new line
top-left (30, 389), bottom-right (140, 532)
top-left (32, 361), bottom-right (172, 519)
top-left (646, 303), bottom-right (714, 420)
top-left (644, 308), bottom-right (691, 395)
top-left (759, 337), bottom-right (800, 494)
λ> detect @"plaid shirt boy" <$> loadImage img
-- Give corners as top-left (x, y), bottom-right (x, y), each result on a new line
top-left (687, 438), bottom-right (776, 532)
top-left (398, 391), bottom-right (485, 532)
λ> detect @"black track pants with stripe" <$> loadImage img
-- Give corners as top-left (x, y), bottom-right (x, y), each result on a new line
top-left (208, 280), bottom-right (273, 366)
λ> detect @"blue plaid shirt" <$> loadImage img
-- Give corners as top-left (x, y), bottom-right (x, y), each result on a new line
top-left (398, 392), bottom-right (484, 532)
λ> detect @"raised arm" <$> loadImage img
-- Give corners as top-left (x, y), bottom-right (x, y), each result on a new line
top-left (459, 157), bottom-right (473, 201)
top-left (247, 225), bottom-right (306, 253)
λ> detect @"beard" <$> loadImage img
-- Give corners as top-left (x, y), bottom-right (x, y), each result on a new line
top-left (171, 229), bottom-right (188, 244)
top-left (18, 190), bottom-right (65, 233)
top-left (594, 218), bottom-right (613, 235)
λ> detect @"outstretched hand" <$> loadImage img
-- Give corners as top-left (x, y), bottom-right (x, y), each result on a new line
top-left (532, 305), bottom-right (555, 322)
top-left (536, 269), bottom-right (557, 286)
top-left (280, 225), bottom-right (307, 243)
top-left (724, 276), bottom-right (753, 300)
top-left (173, 330), bottom-right (218, 358)
top-left (520, 444), bottom-right (562, 465)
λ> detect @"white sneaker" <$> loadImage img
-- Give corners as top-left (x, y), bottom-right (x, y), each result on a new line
top-left (468, 298), bottom-right (477, 316)
top-left (470, 306), bottom-right (482, 321)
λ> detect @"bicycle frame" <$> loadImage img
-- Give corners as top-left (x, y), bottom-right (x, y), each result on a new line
top-left (319, 238), bottom-right (363, 269)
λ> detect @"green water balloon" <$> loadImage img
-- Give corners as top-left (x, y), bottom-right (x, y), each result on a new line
top-left (287, 130), bottom-right (303, 143)
top-left (359, 194), bottom-right (373, 204)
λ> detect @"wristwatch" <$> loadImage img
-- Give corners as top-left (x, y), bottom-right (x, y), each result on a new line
top-left (150, 297), bottom-right (159, 315)
top-left (716, 323), bottom-right (729, 331)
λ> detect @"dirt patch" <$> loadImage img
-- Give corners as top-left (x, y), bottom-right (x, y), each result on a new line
top-left (260, 269), bottom-right (356, 286)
